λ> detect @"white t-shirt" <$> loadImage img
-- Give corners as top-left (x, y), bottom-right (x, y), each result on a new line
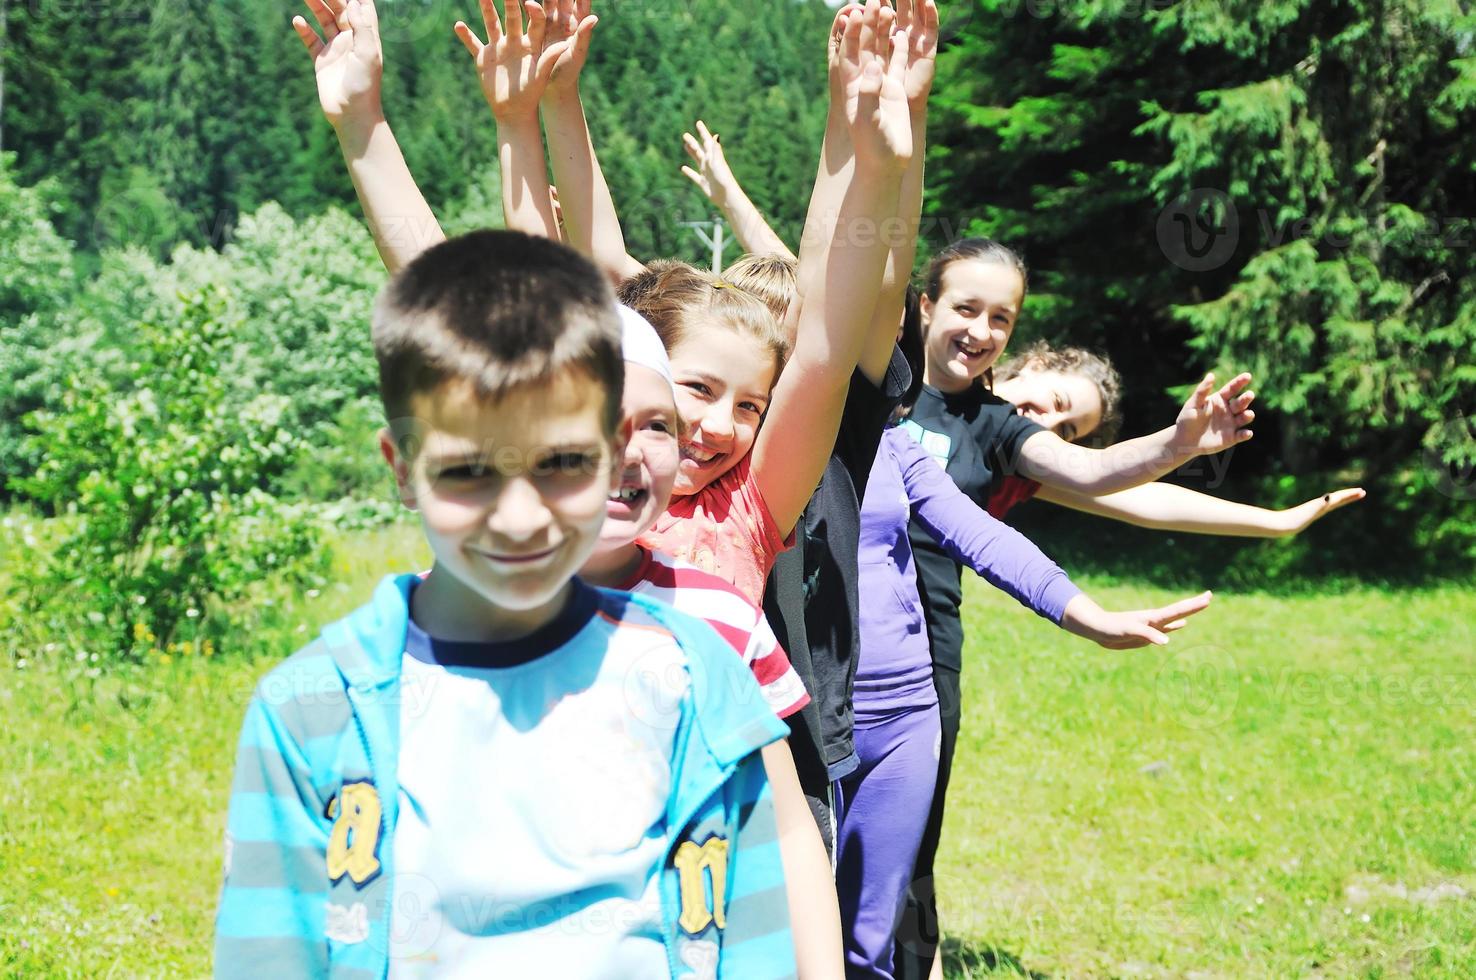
top-left (389, 582), bottom-right (690, 978)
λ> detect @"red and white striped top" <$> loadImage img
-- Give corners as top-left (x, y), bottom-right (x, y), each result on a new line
top-left (617, 546), bottom-right (811, 720)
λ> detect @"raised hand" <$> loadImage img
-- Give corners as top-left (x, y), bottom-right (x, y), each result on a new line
top-left (836, 0), bottom-right (913, 173)
top-left (1172, 372), bottom-right (1256, 455)
top-left (541, 0), bottom-right (598, 96)
top-left (681, 121), bottom-right (737, 208)
top-left (292, 0), bottom-right (383, 130)
top-left (1278, 487), bottom-right (1367, 535)
top-left (893, 0), bottom-right (940, 110)
top-left (1064, 591), bottom-right (1213, 650)
top-left (454, 0), bottom-right (572, 121)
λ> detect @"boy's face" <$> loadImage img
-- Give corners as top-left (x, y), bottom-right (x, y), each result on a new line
top-left (382, 371), bottom-right (620, 617)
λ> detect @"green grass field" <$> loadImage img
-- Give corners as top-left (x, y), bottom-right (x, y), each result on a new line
top-left (3, 521), bottom-right (1474, 977)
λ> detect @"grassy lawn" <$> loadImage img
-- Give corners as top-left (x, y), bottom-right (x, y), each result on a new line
top-left (3, 519), bottom-right (1473, 976)
top-left (938, 574), bottom-right (1476, 978)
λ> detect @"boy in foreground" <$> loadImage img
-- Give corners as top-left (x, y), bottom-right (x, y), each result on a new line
top-left (214, 231), bottom-right (797, 977)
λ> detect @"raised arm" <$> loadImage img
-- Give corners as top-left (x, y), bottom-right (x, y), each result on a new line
top-left (456, 0), bottom-right (573, 240)
top-left (293, 0), bottom-right (444, 274)
top-left (853, 0), bottom-right (937, 385)
top-left (680, 120), bottom-right (797, 261)
top-left (538, 0), bottom-right (647, 284)
top-left (1035, 481), bottom-right (1367, 537)
top-left (750, 0), bottom-right (912, 536)
top-left (1016, 372), bottom-right (1257, 496)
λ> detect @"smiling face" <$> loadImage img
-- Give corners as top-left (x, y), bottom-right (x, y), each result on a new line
top-left (597, 364), bottom-right (680, 550)
top-left (664, 326), bottom-right (780, 497)
top-left (993, 367), bottom-right (1105, 444)
top-left (920, 259), bottom-right (1026, 392)
top-left (383, 370), bottom-right (618, 637)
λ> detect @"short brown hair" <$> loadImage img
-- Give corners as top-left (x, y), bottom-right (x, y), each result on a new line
top-left (372, 231), bottom-right (623, 438)
top-left (616, 261), bottom-right (789, 383)
top-left (996, 340), bottom-right (1123, 446)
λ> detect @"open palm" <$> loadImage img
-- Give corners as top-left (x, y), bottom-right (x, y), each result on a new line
top-left (292, 0), bottom-right (383, 126)
top-left (456, 0), bottom-right (570, 119)
top-left (838, 1), bottom-right (912, 171)
top-left (894, 0), bottom-right (939, 110)
top-left (1174, 371), bottom-right (1256, 454)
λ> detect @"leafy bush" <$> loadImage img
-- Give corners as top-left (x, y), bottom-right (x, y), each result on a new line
top-left (0, 156), bottom-right (79, 492)
top-left (10, 287), bottom-right (326, 661)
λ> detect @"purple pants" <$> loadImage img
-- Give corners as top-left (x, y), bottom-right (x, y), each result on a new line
top-left (835, 678), bottom-right (941, 980)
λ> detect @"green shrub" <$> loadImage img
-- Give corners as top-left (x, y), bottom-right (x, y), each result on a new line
top-left (0, 156), bottom-right (79, 493)
top-left (10, 287), bottom-right (326, 661)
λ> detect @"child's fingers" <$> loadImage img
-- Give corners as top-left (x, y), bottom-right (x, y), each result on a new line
top-left (453, 20), bottom-right (485, 57)
top-left (1149, 591), bottom-right (1213, 625)
top-left (291, 16), bottom-right (325, 56)
top-left (922, 0), bottom-right (939, 41)
top-left (885, 27), bottom-right (909, 81)
top-left (476, 0), bottom-right (503, 44)
top-left (874, 3), bottom-right (896, 57)
top-left (1322, 488), bottom-right (1367, 511)
top-left (357, 0), bottom-right (380, 31)
top-left (894, 0), bottom-right (912, 31)
top-left (535, 37), bottom-right (568, 84)
top-left (841, 8), bottom-right (864, 67)
top-left (570, 14), bottom-right (597, 59)
top-left (681, 165), bottom-right (706, 189)
top-left (525, 0), bottom-right (547, 49)
top-left (346, 0), bottom-right (377, 46)
top-left (697, 119), bottom-right (715, 145)
top-left (505, 0), bottom-right (525, 38)
top-left (683, 131), bottom-right (704, 162)
top-left (1230, 389), bottom-right (1255, 414)
top-left (1215, 371), bottom-right (1254, 402)
top-left (1191, 372), bottom-right (1216, 405)
top-left (303, 0), bottom-right (340, 38)
top-left (857, 0), bottom-right (880, 60)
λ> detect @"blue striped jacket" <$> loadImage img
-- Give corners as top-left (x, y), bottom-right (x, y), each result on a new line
top-left (214, 574), bottom-right (797, 978)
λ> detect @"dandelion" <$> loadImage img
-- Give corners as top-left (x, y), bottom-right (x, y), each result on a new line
top-left (1361, 913), bottom-right (1371, 923)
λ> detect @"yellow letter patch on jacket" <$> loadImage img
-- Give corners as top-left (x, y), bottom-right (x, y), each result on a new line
top-left (673, 835), bottom-right (729, 935)
top-left (325, 781), bottom-right (382, 887)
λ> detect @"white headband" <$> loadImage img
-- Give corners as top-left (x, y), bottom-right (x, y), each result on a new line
top-left (617, 304), bottom-right (676, 397)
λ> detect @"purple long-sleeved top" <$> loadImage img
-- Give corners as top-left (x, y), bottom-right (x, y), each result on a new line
top-left (856, 426), bottom-right (1083, 697)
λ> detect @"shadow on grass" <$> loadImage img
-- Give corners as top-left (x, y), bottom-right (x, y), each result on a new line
top-left (941, 936), bottom-right (1049, 979)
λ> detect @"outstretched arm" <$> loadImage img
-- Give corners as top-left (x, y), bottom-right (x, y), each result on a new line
top-left (897, 430), bottom-right (1082, 623)
top-left (1016, 372), bottom-right (1257, 496)
top-left (1035, 481), bottom-right (1365, 537)
top-left (538, 0), bottom-right (647, 284)
top-left (293, 0), bottom-right (444, 274)
top-left (680, 120), bottom-right (797, 261)
top-left (896, 429), bottom-right (1211, 650)
top-left (1058, 590), bottom-right (1213, 649)
top-left (751, 0), bottom-right (913, 537)
top-left (456, 0), bottom-right (575, 240)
